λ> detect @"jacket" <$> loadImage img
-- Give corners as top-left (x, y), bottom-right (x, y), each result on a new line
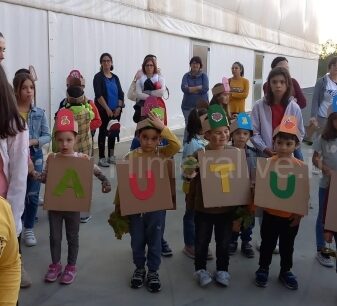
top-left (0, 128), bottom-right (29, 236)
top-left (251, 97), bottom-right (305, 152)
top-left (311, 74), bottom-right (327, 118)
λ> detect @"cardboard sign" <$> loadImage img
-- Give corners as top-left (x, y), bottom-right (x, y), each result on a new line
top-left (254, 158), bottom-right (309, 215)
top-left (44, 156), bottom-right (94, 212)
top-left (324, 171), bottom-right (337, 232)
top-left (116, 157), bottom-right (174, 216)
top-left (197, 148), bottom-right (251, 208)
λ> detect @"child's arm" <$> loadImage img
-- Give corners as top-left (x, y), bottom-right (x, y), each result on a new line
top-left (93, 165), bottom-right (111, 193)
top-left (147, 111), bottom-right (181, 157)
top-left (29, 155), bottom-right (48, 183)
top-left (312, 150), bottom-right (332, 176)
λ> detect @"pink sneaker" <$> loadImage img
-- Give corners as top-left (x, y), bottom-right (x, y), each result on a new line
top-left (45, 263), bottom-right (62, 282)
top-left (60, 264), bottom-right (77, 285)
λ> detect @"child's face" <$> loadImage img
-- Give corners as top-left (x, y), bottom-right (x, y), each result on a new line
top-left (56, 131), bottom-right (76, 154)
top-left (273, 136), bottom-right (297, 158)
top-left (232, 129), bottom-right (250, 148)
top-left (219, 93), bottom-right (229, 105)
top-left (20, 79), bottom-right (34, 105)
top-left (206, 126), bottom-right (230, 148)
top-left (270, 74), bottom-right (287, 99)
top-left (139, 129), bottom-right (161, 153)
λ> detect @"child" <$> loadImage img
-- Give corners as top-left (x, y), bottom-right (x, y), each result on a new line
top-left (185, 104), bottom-right (236, 287)
top-left (29, 109), bottom-right (111, 285)
top-left (228, 113), bottom-right (257, 258)
top-left (181, 107), bottom-right (208, 259)
top-left (114, 111), bottom-right (180, 293)
top-left (13, 72), bottom-right (51, 247)
top-left (255, 118), bottom-right (303, 290)
top-left (209, 83), bottom-right (232, 121)
top-left (312, 108), bottom-right (337, 268)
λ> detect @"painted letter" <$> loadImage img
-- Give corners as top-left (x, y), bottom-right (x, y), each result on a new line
top-left (269, 171), bottom-right (295, 199)
top-left (129, 170), bottom-right (156, 200)
top-left (210, 163), bottom-right (235, 193)
top-left (53, 168), bottom-right (84, 198)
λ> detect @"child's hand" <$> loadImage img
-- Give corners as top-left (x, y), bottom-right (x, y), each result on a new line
top-left (324, 231), bottom-right (333, 243)
top-left (289, 214), bottom-right (302, 227)
top-left (232, 219), bottom-right (241, 232)
top-left (102, 181), bottom-right (111, 193)
top-left (322, 165), bottom-right (332, 176)
top-left (182, 156), bottom-right (199, 179)
top-left (263, 148), bottom-right (276, 157)
top-left (28, 157), bottom-right (34, 174)
top-left (148, 111), bottom-right (165, 131)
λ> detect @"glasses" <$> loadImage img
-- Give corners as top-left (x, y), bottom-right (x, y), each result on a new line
top-left (145, 64), bottom-right (154, 67)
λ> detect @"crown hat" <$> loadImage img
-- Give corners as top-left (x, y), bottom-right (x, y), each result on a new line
top-left (201, 104), bottom-right (229, 133)
top-left (272, 115), bottom-right (301, 141)
top-left (55, 108), bottom-right (78, 134)
top-left (229, 112), bottom-right (253, 135)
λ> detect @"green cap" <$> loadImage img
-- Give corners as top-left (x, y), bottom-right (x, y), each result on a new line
top-left (202, 104), bottom-right (229, 132)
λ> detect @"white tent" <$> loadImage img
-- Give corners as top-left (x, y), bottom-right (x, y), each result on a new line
top-left (0, 0), bottom-right (320, 140)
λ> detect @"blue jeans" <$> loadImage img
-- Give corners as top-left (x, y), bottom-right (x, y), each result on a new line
top-left (129, 211), bottom-right (164, 271)
top-left (231, 218), bottom-right (255, 243)
top-left (182, 108), bottom-right (192, 144)
top-left (293, 146), bottom-right (304, 161)
top-left (183, 208), bottom-right (195, 246)
top-left (316, 187), bottom-right (328, 251)
top-left (23, 148), bottom-right (43, 229)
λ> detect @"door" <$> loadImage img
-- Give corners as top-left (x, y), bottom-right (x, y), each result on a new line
top-left (253, 52), bottom-right (264, 103)
top-left (192, 41), bottom-right (210, 75)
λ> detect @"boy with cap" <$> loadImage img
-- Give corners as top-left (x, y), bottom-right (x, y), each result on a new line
top-left (184, 104), bottom-right (237, 287)
top-left (29, 109), bottom-right (111, 285)
top-left (255, 115), bottom-right (303, 290)
top-left (114, 111), bottom-right (180, 293)
top-left (228, 113), bottom-right (258, 258)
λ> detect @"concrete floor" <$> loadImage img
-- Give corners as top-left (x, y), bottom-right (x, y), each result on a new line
top-left (20, 130), bottom-right (337, 306)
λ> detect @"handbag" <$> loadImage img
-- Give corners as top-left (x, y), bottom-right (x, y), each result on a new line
top-left (127, 80), bottom-right (137, 101)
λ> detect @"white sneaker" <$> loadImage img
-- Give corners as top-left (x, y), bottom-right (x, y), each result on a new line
top-left (194, 269), bottom-right (212, 287)
top-left (98, 158), bottom-right (110, 167)
top-left (23, 228), bottom-right (37, 247)
top-left (107, 156), bottom-right (116, 164)
top-left (316, 251), bottom-right (334, 267)
top-left (214, 270), bottom-right (231, 286)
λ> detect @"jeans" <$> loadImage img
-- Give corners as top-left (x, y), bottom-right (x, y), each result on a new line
top-left (130, 211), bottom-right (164, 271)
top-left (231, 218), bottom-right (255, 243)
top-left (194, 211), bottom-right (233, 271)
top-left (183, 208), bottom-right (195, 246)
top-left (23, 148), bottom-right (43, 229)
top-left (49, 211), bottom-right (80, 265)
top-left (182, 108), bottom-right (192, 144)
top-left (293, 146), bottom-right (304, 161)
top-left (316, 187), bottom-right (328, 251)
top-left (259, 212), bottom-right (299, 272)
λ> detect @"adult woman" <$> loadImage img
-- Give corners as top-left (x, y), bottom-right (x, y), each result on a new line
top-left (0, 65), bottom-right (30, 288)
top-left (134, 56), bottom-right (166, 123)
top-left (0, 32), bottom-right (5, 63)
top-left (93, 53), bottom-right (124, 167)
top-left (181, 56), bottom-right (209, 143)
top-left (228, 62), bottom-right (249, 114)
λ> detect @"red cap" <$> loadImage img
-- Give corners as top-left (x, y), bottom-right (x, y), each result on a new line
top-left (55, 109), bottom-right (78, 134)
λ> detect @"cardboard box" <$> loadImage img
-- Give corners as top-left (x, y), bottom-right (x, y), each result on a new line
top-left (324, 171), bottom-right (337, 232)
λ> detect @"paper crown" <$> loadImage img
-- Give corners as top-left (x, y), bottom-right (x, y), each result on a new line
top-left (66, 69), bottom-right (85, 86)
top-left (212, 83), bottom-right (230, 96)
top-left (141, 96), bottom-right (165, 121)
top-left (229, 112), bottom-right (253, 134)
top-left (201, 104), bottom-right (229, 133)
top-left (55, 108), bottom-right (78, 134)
top-left (107, 119), bottom-right (121, 138)
top-left (222, 77), bottom-right (231, 93)
top-left (327, 95), bottom-right (337, 116)
top-left (272, 115), bottom-right (301, 141)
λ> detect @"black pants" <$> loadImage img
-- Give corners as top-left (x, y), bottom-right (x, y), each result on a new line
top-left (96, 103), bottom-right (120, 159)
top-left (48, 211), bottom-right (80, 265)
top-left (194, 211), bottom-right (232, 271)
top-left (259, 211), bottom-right (299, 272)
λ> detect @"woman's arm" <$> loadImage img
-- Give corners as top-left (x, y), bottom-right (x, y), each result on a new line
top-left (136, 79), bottom-right (150, 100)
top-left (150, 75), bottom-right (165, 97)
top-left (231, 78), bottom-right (249, 99)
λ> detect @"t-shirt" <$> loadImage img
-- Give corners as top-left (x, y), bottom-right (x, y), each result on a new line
top-left (271, 103), bottom-right (286, 131)
top-left (313, 136), bottom-right (337, 188)
top-left (0, 197), bottom-right (20, 305)
top-left (318, 76), bottom-right (337, 118)
top-left (105, 76), bottom-right (118, 110)
top-left (19, 111), bottom-right (28, 122)
top-left (0, 155), bottom-right (8, 198)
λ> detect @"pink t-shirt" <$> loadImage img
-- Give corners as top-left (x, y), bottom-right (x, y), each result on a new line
top-left (0, 154), bottom-right (8, 198)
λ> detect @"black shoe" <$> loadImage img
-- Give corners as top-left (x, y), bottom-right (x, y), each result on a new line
top-left (130, 268), bottom-right (146, 289)
top-left (255, 268), bottom-right (269, 288)
top-left (279, 271), bottom-right (298, 290)
top-left (146, 271), bottom-right (161, 293)
top-left (228, 242), bottom-right (238, 255)
top-left (241, 242), bottom-right (255, 258)
top-left (161, 243), bottom-right (173, 257)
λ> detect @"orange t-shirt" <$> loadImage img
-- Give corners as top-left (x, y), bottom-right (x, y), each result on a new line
top-left (264, 155), bottom-right (304, 218)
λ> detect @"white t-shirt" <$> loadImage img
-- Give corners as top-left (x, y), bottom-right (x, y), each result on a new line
top-left (318, 75), bottom-right (337, 118)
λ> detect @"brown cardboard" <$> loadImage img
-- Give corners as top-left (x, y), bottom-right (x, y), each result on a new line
top-left (197, 148), bottom-right (251, 208)
top-left (254, 158), bottom-right (309, 215)
top-left (324, 171), bottom-right (337, 232)
top-left (116, 157), bottom-right (174, 216)
top-left (44, 155), bottom-right (94, 212)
